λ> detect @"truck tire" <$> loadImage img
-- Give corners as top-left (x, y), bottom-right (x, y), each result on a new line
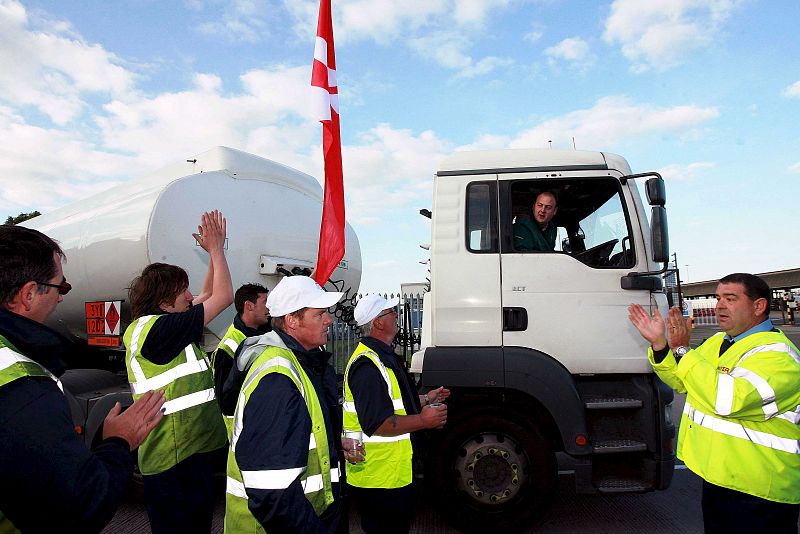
top-left (431, 411), bottom-right (557, 532)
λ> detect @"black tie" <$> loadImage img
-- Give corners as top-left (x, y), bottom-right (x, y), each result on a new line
top-left (719, 338), bottom-right (734, 356)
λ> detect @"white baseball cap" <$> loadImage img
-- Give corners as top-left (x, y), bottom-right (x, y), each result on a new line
top-left (266, 276), bottom-right (343, 317)
top-left (354, 294), bottom-right (400, 326)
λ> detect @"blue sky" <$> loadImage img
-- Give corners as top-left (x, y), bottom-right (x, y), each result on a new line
top-left (1, 0), bottom-right (798, 293)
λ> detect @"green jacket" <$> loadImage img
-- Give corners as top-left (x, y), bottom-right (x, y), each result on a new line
top-left (512, 215), bottom-right (556, 251)
top-left (650, 330), bottom-right (800, 503)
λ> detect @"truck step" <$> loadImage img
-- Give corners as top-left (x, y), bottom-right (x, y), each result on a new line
top-left (596, 477), bottom-right (651, 493)
top-left (592, 439), bottom-right (647, 454)
top-left (583, 395), bottom-right (643, 410)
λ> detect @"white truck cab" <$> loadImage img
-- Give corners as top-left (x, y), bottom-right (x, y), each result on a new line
top-left (414, 149), bottom-right (674, 530)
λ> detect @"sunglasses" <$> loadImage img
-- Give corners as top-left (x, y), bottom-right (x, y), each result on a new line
top-left (36, 278), bottom-right (72, 296)
top-left (376, 309), bottom-right (397, 320)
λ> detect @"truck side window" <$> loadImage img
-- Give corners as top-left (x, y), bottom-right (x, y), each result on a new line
top-left (466, 182), bottom-right (498, 253)
top-left (507, 178), bottom-right (635, 268)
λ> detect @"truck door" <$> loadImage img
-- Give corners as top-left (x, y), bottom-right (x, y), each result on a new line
top-left (498, 173), bottom-right (652, 373)
top-left (430, 174), bottom-right (502, 348)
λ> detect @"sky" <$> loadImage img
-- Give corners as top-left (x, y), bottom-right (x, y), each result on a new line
top-left (1, 0), bottom-right (799, 293)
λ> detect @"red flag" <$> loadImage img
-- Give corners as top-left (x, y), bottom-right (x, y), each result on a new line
top-left (311, 0), bottom-right (345, 286)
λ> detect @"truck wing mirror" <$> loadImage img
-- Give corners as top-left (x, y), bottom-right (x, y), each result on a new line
top-left (645, 177), bottom-right (666, 206)
top-left (651, 206), bottom-right (669, 263)
top-left (620, 172), bottom-right (665, 207)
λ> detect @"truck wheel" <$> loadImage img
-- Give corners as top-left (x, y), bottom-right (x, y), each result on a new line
top-left (432, 413), bottom-right (557, 532)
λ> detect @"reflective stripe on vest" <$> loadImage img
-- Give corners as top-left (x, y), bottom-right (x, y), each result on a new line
top-left (161, 387), bottom-right (216, 415)
top-left (230, 355), bottom-right (305, 448)
top-left (227, 467), bottom-right (340, 497)
top-left (224, 337), bottom-right (239, 353)
top-left (225, 339), bottom-right (335, 532)
top-left (714, 342), bottom-right (797, 420)
top-left (123, 315), bottom-right (226, 475)
top-left (684, 401), bottom-right (800, 454)
top-left (342, 344), bottom-right (413, 489)
top-left (0, 346), bottom-right (63, 392)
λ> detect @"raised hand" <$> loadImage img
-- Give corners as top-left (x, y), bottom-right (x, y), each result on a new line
top-left (628, 303), bottom-right (667, 350)
top-left (192, 210), bottom-right (227, 254)
top-left (666, 306), bottom-right (692, 349)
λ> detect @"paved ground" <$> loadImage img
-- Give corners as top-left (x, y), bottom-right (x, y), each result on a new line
top-left (103, 316), bottom-right (800, 533)
top-left (104, 468), bottom-right (708, 534)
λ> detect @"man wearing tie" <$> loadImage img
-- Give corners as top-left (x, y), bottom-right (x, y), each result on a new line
top-left (628, 273), bottom-right (799, 533)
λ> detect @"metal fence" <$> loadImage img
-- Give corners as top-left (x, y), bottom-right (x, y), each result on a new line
top-left (327, 292), bottom-right (425, 374)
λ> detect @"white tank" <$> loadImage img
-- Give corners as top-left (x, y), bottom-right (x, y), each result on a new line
top-left (24, 146), bottom-right (361, 343)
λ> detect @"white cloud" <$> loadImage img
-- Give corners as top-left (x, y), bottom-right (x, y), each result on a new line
top-left (284, 0), bottom-right (449, 44)
top-left (603, 0), bottom-right (740, 72)
top-left (0, 0), bottom-right (136, 124)
top-left (545, 37), bottom-right (594, 69)
top-left (344, 124), bottom-right (451, 223)
top-left (192, 0), bottom-right (270, 43)
top-left (657, 161), bottom-right (715, 181)
top-left (0, 106), bottom-right (131, 213)
top-left (409, 32), bottom-right (512, 78)
top-left (509, 96), bottom-right (720, 149)
top-left (523, 26), bottom-right (544, 43)
top-left (95, 66), bottom-right (319, 169)
top-left (284, 0), bottom-right (513, 78)
top-left (783, 81), bottom-right (800, 99)
top-left (789, 162), bottom-right (800, 174)
top-left (453, 0), bottom-right (511, 26)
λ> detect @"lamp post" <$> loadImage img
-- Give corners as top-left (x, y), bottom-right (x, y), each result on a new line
top-left (672, 252), bottom-right (683, 309)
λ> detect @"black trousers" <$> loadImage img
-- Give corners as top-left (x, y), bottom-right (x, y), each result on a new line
top-left (702, 480), bottom-right (799, 534)
top-left (142, 450), bottom-right (217, 534)
top-left (347, 483), bottom-right (415, 534)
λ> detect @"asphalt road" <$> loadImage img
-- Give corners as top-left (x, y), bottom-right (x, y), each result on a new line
top-left (103, 318), bottom-right (800, 533)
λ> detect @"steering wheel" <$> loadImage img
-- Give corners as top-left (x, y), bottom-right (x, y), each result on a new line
top-left (573, 239), bottom-right (618, 266)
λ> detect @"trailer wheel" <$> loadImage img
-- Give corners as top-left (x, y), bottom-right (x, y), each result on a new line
top-left (432, 412), bottom-right (556, 532)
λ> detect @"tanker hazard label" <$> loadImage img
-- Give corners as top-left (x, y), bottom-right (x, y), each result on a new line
top-left (86, 301), bottom-right (122, 347)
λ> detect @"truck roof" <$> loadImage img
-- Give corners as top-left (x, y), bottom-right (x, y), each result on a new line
top-left (437, 148), bottom-right (632, 176)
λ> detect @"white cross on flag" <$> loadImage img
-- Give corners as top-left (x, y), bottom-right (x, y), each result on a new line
top-left (311, 0), bottom-right (345, 286)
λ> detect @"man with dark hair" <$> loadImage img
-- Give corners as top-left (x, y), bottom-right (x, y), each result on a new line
top-left (223, 275), bottom-right (351, 532)
top-left (212, 282), bottom-right (270, 435)
top-left (124, 210), bottom-right (233, 534)
top-left (629, 273), bottom-right (800, 532)
top-left (0, 224), bottom-right (165, 533)
top-left (513, 191), bottom-right (558, 251)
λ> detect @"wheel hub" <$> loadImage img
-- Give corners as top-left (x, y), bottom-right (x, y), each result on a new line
top-left (454, 433), bottom-right (528, 505)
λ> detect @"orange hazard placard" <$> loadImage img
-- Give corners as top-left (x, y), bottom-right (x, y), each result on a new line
top-left (88, 336), bottom-right (121, 347)
top-left (85, 301), bottom-right (122, 344)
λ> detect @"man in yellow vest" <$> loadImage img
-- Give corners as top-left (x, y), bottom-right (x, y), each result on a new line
top-left (0, 224), bottom-right (165, 533)
top-left (124, 210), bottom-right (233, 534)
top-left (223, 275), bottom-right (349, 532)
top-left (212, 282), bottom-right (270, 434)
top-left (343, 294), bottom-right (450, 533)
top-left (629, 273), bottom-right (800, 532)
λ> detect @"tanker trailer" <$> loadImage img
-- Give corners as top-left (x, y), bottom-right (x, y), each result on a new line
top-left (23, 145), bottom-right (362, 458)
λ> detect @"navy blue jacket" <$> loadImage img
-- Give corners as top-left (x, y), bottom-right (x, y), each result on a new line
top-left (229, 329), bottom-right (342, 533)
top-left (0, 308), bottom-right (132, 533)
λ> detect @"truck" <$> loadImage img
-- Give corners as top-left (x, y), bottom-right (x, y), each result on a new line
top-left (24, 146), bottom-right (362, 463)
top-left (412, 148), bottom-right (674, 531)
